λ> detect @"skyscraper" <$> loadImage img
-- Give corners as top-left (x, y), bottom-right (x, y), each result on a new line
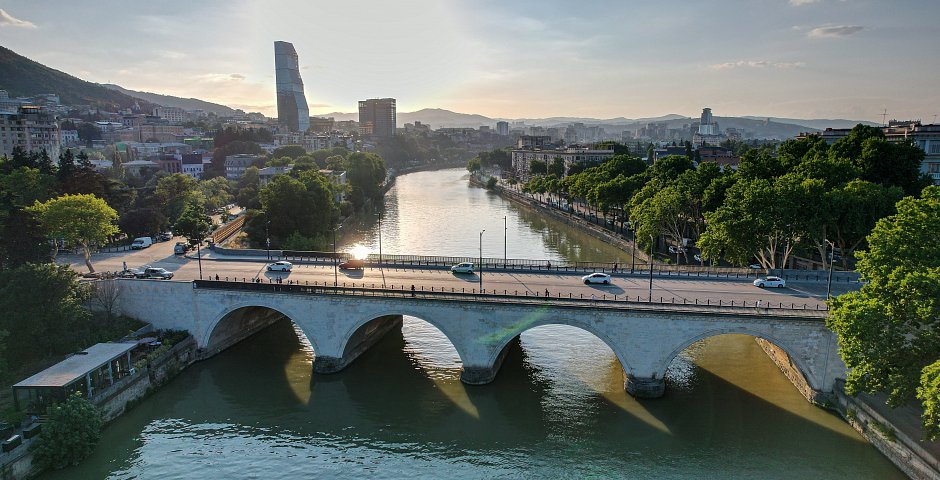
top-left (358, 98), bottom-right (396, 138)
top-left (274, 41), bottom-right (310, 132)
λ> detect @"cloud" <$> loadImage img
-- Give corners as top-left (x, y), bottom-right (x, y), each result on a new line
top-left (0, 8), bottom-right (36, 28)
top-left (789, 0), bottom-right (820, 5)
top-left (194, 73), bottom-right (245, 82)
top-left (808, 25), bottom-right (864, 38)
top-left (710, 60), bottom-right (806, 70)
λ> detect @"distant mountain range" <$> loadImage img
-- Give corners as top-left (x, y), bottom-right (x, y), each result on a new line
top-left (0, 46), bottom-right (156, 112)
top-left (102, 84), bottom-right (237, 117)
top-left (0, 45), bottom-right (877, 139)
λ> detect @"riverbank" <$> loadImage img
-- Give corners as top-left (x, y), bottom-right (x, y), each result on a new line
top-left (478, 171), bottom-right (938, 480)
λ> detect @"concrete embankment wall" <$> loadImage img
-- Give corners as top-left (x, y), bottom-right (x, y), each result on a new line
top-left (834, 382), bottom-right (940, 480)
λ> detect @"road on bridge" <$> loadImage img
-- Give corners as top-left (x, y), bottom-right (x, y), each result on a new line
top-left (63, 240), bottom-right (856, 309)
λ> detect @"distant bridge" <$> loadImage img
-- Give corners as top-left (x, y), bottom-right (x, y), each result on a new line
top-left (114, 279), bottom-right (845, 400)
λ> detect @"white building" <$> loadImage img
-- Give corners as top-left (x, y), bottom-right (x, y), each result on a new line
top-left (153, 106), bottom-right (185, 125)
top-left (181, 154), bottom-right (205, 179)
top-left (510, 146), bottom-right (615, 179)
top-left (258, 165), bottom-right (293, 187)
top-left (224, 154), bottom-right (259, 180)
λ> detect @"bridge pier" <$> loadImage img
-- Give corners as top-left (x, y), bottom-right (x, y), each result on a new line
top-left (313, 315), bottom-right (403, 374)
top-left (625, 375), bottom-right (665, 399)
top-left (460, 336), bottom-right (519, 385)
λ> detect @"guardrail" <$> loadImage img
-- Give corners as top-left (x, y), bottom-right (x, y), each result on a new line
top-left (192, 279), bottom-right (830, 316)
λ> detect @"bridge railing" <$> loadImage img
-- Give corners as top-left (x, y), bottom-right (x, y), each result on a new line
top-left (192, 279), bottom-right (830, 317)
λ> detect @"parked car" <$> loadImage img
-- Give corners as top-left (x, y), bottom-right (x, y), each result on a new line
top-left (140, 267), bottom-right (173, 279)
top-left (753, 276), bottom-right (786, 288)
top-left (668, 245), bottom-right (686, 254)
top-left (118, 268), bottom-right (142, 278)
top-left (338, 259), bottom-right (365, 270)
top-left (267, 261), bottom-right (292, 272)
top-left (451, 262), bottom-right (474, 274)
top-left (748, 263), bottom-right (762, 269)
top-left (131, 237), bottom-right (153, 249)
top-left (174, 242), bottom-right (187, 255)
top-left (157, 232), bottom-right (173, 242)
top-left (582, 272), bottom-right (612, 284)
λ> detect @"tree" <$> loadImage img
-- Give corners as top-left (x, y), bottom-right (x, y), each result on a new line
top-left (174, 201), bottom-right (211, 247)
top-left (271, 144), bottom-right (307, 160)
top-left (529, 159), bottom-right (547, 175)
top-left (466, 157), bottom-right (481, 173)
top-left (345, 152), bottom-right (387, 209)
top-left (28, 194), bottom-right (119, 272)
top-left (32, 393), bottom-right (103, 469)
top-left (548, 157), bottom-right (566, 177)
top-left (0, 263), bottom-right (91, 361)
top-left (155, 174), bottom-right (203, 221)
top-left (200, 177), bottom-right (233, 213)
top-left (828, 186), bottom-right (940, 440)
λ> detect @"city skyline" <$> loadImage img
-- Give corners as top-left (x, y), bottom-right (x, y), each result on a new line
top-left (1, 1), bottom-right (938, 123)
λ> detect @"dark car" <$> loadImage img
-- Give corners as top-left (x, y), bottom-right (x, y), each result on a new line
top-left (338, 259), bottom-right (365, 270)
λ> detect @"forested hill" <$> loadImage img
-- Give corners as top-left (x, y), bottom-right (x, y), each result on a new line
top-left (0, 46), bottom-right (156, 111)
top-left (102, 84), bottom-right (237, 116)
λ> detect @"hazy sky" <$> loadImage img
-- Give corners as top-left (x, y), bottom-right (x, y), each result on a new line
top-left (1, 0), bottom-right (938, 122)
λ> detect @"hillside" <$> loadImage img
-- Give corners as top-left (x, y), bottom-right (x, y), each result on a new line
top-left (0, 46), bottom-right (156, 112)
top-left (103, 84), bottom-right (237, 116)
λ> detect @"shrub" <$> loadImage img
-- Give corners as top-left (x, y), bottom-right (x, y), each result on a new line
top-left (32, 393), bottom-right (103, 469)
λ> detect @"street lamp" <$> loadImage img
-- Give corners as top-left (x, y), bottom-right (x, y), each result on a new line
top-left (503, 216), bottom-right (507, 269)
top-left (479, 229), bottom-right (485, 292)
top-left (332, 225), bottom-right (340, 287)
top-left (648, 234), bottom-right (655, 302)
top-left (196, 238), bottom-right (203, 280)
top-left (630, 220), bottom-right (638, 274)
top-left (265, 220), bottom-right (271, 261)
top-left (825, 239), bottom-right (835, 300)
top-left (375, 211), bottom-right (383, 267)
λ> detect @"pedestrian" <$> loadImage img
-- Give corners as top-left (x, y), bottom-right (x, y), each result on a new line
top-left (122, 261), bottom-right (127, 272)
top-left (757, 299), bottom-right (762, 309)
top-left (591, 294), bottom-right (596, 302)
top-left (613, 263), bottom-right (618, 273)
top-left (545, 288), bottom-right (550, 297)
top-left (215, 274), bottom-right (219, 281)
top-left (546, 261), bottom-right (552, 270)
top-left (411, 284), bottom-right (416, 297)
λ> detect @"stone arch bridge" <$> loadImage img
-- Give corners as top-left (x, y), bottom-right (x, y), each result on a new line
top-left (113, 279), bottom-right (845, 400)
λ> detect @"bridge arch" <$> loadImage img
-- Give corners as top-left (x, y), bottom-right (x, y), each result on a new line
top-left (203, 302), bottom-right (318, 357)
top-left (659, 327), bottom-right (818, 391)
top-left (486, 318), bottom-right (635, 381)
top-left (336, 309), bottom-right (469, 367)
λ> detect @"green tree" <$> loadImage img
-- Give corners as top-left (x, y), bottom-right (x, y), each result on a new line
top-left (0, 263), bottom-right (90, 361)
top-left (174, 201), bottom-right (211, 247)
top-left (199, 176), bottom-right (233, 213)
top-left (271, 144), bottom-right (307, 160)
top-left (32, 393), bottom-right (103, 469)
top-left (155, 173), bottom-right (203, 221)
top-left (548, 157), bottom-right (566, 177)
top-left (345, 152), bottom-right (387, 209)
top-left (828, 186), bottom-right (940, 440)
top-left (529, 159), bottom-right (547, 175)
top-left (28, 194), bottom-right (119, 272)
top-left (466, 157), bottom-right (481, 172)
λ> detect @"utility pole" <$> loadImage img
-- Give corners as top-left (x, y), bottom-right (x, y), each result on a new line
top-left (332, 226), bottom-right (339, 286)
top-left (630, 220), bottom-right (638, 274)
top-left (648, 235), bottom-right (654, 302)
top-left (479, 229), bottom-right (485, 292)
top-left (503, 216), bottom-right (507, 268)
top-left (825, 239), bottom-right (835, 300)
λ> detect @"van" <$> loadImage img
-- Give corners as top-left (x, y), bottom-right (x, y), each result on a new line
top-left (131, 237), bottom-right (153, 249)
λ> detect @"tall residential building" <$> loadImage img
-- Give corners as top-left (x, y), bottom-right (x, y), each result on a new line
top-left (358, 98), bottom-right (396, 138)
top-left (0, 106), bottom-right (60, 160)
top-left (274, 41), bottom-right (310, 133)
top-left (496, 121), bottom-right (509, 136)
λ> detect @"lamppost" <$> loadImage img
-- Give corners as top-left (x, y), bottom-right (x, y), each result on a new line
top-left (479, 229), bottom-right (485, 292)
top-left (265, 220), bottom-right (271, 261)
top-left (196, 238), bottom-right (203, 280)
top-left (825, 239), bottom-right (835, 300)
top-left (648, 234), bottom-right (655, 302)
top-left (332, 225), bottom-right (340, 286)
top-left (503, 216), bottom-right (507, 268)
top-left (630, 220), bottom-right (638, 274)
top-left (375, 212), bottom-right (383, 267)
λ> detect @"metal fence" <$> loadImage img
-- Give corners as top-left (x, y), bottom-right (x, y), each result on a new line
top-left (192, 279), bottom-right (830, 316)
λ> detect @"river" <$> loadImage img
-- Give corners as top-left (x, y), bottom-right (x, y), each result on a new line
top-left (40, 168), bottom-right (902, 479)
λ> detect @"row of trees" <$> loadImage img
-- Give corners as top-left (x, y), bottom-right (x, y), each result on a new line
top-left (518, 125), bottom-right (928, 269)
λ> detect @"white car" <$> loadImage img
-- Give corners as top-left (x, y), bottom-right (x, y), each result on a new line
top-left (451, 262), bottom-right (474, 274)
top-left (582, 273), bottom-right (612, 285)
top-left (748, 263), bottom-right (762, 269)
top-left (668, 246), bottom-right (686, 254)
top-left (693, 254), bottom-right (703, 262)
top-left (267, 261), bottom-right (292, 272)
top-left (753, 276), bottom-right (786, 288)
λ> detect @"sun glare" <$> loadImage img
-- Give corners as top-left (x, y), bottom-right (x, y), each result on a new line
top-left (350, 244), bottom-right (372, 260)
